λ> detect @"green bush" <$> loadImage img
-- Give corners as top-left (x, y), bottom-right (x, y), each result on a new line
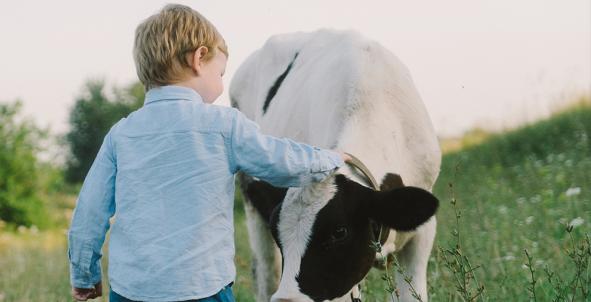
top-left (65, 80), bottom-right (144, 183)
top-left (0, 101), bottom-right (47, 227)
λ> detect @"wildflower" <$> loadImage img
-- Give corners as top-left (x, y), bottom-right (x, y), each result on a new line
top-left (568, 217), bottom-right (584, 229)
top-left (557, 153), bottom-right (565, 161)
top-left (565, 187), bottom-right (581, 197)
top-left (498, 206), bottom-right (508, 214)
top-left (30, 225), bottom-right (39, 235)
top-left (17, 225), bottom-right (27, 234)
top-left (525, 216), bottom-right (534, 225)
top-left (502, 255), bottom-right (515, 261)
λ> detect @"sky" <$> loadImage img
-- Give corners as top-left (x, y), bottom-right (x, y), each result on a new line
top-left (0, 0), bottom-right (589, 137)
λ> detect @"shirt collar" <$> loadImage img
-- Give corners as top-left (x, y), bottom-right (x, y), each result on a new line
top-left (144, 85), bottom-right (204, 105)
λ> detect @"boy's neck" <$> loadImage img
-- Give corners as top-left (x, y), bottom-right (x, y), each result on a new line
top-left (171, 78), bottom-right (211, 104)
top-left (171, 79), bottom-right (198, 93)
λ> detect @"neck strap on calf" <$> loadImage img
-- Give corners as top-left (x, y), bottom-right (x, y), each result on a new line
top-left (344, 153), bottom-right (392, 302)
top-left (344, 152), bottom-right (379, 190)
top-left (343, 152), bottom-right (388, 246)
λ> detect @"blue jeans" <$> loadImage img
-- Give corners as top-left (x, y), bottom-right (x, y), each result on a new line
top-left (109, 283), bottom-right (235, 302)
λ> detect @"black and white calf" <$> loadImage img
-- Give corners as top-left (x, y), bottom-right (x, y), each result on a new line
top-left (229, 29), bottom-right (441, 302)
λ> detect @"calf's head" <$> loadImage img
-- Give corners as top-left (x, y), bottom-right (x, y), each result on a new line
top-left (245, 173), bottom-right (438, 302)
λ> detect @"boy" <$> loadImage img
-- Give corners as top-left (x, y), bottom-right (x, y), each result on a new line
top-left (68, 4), bottom-right (348, 302)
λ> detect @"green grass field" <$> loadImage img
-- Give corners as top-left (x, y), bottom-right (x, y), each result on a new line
top-left (0, 103), bottom-right (589, 301)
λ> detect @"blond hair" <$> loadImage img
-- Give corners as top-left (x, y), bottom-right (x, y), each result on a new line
top-left (133, 4), bottom-right (228, 90)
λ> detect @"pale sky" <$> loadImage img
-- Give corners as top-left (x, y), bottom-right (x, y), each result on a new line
top-left (1, 0), bottom-right (589, 137)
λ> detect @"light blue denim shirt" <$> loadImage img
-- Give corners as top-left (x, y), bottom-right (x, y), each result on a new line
top-left (67, 85), bottom-right (344, 301)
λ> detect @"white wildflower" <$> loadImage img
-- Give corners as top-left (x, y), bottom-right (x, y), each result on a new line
top-left (502, 255), bottom-right (515, 261)
top-left (498, 206), bottom-right (508, 214)
top-left (546, 154), bottom-right (554, 162)
top-left (29, 225), bottom-right (39, 235)
top-left (565, 187), bottom-right (581, 197)
top-left (516, 197), bottom-right (526, 205)
top-left (17, 225), bottom-right (27, 234)
top-left (525, 216), bottom-right (534, 225)
top-left (568, 217), bottom-right (584, 229)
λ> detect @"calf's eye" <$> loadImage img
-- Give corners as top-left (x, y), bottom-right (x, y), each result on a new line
top-left (321, 227), bottom-right (350, 250)
top-left (332, 227), bottom-right (348, 241)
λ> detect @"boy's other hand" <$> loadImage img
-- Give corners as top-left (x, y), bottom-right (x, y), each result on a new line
top-left (72, 281), bottom-right (102, 301)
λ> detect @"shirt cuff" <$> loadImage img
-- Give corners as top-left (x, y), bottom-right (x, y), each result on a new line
top-left (70, 263), bottom-right (102, 288)
top-left (314, 149), bottom-right (344, 171)
top-left (327, 150), bottom-right (345, 169)
top-left (68, 238), bottom-right (102, 288)
top-left (309, 148), bottom-right (344, 182)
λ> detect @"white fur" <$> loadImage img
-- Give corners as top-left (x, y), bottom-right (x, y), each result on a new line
top-left (271, 178), bottom-right (337, 301)
top-left (230, 29), bottom-right (441, 302)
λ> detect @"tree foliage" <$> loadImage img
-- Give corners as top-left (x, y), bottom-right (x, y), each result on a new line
top-left (0, 100), bottom-right (46, 226)
top-left (64, 80), bottom-right (144, 183)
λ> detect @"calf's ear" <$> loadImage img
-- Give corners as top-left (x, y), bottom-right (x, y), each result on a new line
top-left (244, 180), bottom-right (288, 224)
top-left (368, 186), bottom-right (439, 231)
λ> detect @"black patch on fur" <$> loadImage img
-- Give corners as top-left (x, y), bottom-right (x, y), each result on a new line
top-left (297, 175), bottom-right (376, 301)
top-left (239, 173), bottom-right (286, 242)
top-left (295, 174), bottom-right (439, 301)
top-left (242, 177), bottom-right (286, 272)
top-left (374, 173), bottom-right (405, 244)
top-left (230, 95), bottom-right (239, 110)
top-left (244, 180), bottom-right (288, 224)
top-left (262, 52), bottom-right (299, 114)
top-left (370, 186), bottom-right (439, 232)
top-left (269, 204), bottom-right (285, 274)
top-left (380, 173), bottom-right (405, 191)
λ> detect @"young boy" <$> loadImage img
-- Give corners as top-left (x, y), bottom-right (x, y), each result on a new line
top-left (68, 4), bottom-right (348, 302)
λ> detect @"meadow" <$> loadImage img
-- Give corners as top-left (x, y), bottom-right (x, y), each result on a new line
top-left (0, 102), bottom-right (589, 301)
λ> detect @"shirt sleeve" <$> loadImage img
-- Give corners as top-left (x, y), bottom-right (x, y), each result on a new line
top-left (228, 109), bottom-right (344, 187)
top-left (67, 128), bottom-right (117, 288)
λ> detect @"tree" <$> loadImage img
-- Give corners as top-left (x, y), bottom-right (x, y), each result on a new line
top-left (64, 80), bottom-right (144, 183)
top-left (0, 100), bottom-right (46, 226)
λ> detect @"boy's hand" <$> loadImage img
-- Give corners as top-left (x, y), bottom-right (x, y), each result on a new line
top-left (338, 151), bottom-right (353, 163)
top-left (71, 281), bottom-right (102, 301)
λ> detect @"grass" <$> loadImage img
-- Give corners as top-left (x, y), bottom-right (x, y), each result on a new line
top-left (0, 230), bottom-right (70, 301)
top-left (426, 102), bottom-right (590, 301)
top-left (0, 100), bottom-right (589, 301)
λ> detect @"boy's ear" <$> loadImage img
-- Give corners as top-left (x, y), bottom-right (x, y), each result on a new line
top-left (368, 186), bottom-right (439, 231)
top-left (244, 180), bottom-right (288, 224)
top-left (190, 46), bottom-right (209, 74)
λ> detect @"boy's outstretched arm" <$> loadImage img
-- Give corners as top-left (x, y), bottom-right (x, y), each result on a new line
top-left (67, 128), bottom-right (117, 298)
top-left (228, 110), bottom-right (345, 187)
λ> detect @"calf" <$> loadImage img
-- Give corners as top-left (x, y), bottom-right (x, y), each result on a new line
top-left (229, 29), bottom-right (441, 302)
